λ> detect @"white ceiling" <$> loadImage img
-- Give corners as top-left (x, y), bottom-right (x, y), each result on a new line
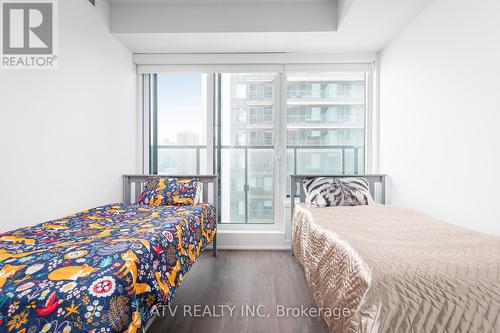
top-left (108, 0), bottom-right (333, 4)
top-left (111, 0), bottom-right (434, 54)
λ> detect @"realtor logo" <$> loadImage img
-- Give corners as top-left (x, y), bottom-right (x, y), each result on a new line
top-left (1, 0), bottom-right (58, 69)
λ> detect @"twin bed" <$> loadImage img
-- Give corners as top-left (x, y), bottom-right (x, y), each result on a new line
top-left (0, 175), bottom-right (217, 333)
top-left (291, 175), bottom-right (500, 333)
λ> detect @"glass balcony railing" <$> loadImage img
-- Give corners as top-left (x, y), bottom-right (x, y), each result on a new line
top-left (156, 144), bottom-right (364, 179)
top-left (286, 145), bottom-right (365, 197)
top-left (155, 145), bottom-right (208, 175)
top-left (153, 144), bottom-right (365, 219)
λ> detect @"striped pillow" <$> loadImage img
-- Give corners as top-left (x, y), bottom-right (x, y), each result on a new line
top-left (302, 177), bottom-right (374, 207)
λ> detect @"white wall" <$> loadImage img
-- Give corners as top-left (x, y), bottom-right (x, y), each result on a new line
top-left (0, 0), bottom-right (137, 232)
top-left (380, 0), bottom-right (500, 235)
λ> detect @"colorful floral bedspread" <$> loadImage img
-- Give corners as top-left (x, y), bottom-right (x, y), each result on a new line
top-left (0, 203), bottom-right (216, 333)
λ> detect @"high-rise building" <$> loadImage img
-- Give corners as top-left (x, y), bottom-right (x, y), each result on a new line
top-left (286, 73), bottom-right (366, 175)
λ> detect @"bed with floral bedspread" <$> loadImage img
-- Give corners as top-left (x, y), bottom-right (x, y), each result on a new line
top-left (0, 203), bottom-right (216, 333)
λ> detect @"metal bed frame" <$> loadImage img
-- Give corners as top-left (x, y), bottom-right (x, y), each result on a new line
top-left (123, 174), bottom-right (218, 257)
top-left (290, 174), bottom-right (387, 254)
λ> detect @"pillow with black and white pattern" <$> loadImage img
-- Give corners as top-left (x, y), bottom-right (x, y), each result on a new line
top-left (302, 177), bottom-right (375, 207)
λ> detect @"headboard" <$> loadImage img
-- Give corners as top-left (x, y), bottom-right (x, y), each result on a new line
top-left (123, 175), bottom-right (219, 257)
top-left (290, 174), bottom-right (387, 217)
top-left (122, 174), bottom-right (218, 205)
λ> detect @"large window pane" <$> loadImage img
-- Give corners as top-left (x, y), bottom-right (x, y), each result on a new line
top-left (286, 72), bottom-right (367, 194)
top-left (220, 73), bottom-right (277, 224)
top-left (152, 73), bottom-right (208, 174)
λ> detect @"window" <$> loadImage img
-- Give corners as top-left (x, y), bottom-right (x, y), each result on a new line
top-left (147, 68), bottom-right (370, 225)
top-left (286, 72), bottom-right (367, 193)
top-left (248, 82), bottom-right (273, 100)
top-left (150, 73), bottom-right (209, 175)
top-left (248, 106), bottom-right (273, 125)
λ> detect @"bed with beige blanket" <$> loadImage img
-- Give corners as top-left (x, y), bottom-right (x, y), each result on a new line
top-left (292, 203), bottom-right (500, 333)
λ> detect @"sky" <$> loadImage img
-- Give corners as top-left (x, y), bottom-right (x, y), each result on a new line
top-left (157, 73), bottom-right (206, 145)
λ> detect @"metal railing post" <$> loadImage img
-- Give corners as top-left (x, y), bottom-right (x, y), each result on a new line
top-left (195, 147), bottom-right (200, 175)
top-left (354, 147), bottom-right (359, 174)
top-left (341, 149), bottom-right (346, 174)
top-left (293, 148), bottom-right (298, 175)
top-left (244, 147), bottom-right (249, 223)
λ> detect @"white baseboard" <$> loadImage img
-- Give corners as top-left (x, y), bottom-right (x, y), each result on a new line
top-left (207, 245), bottom-right (291, 250)
top-left (209, 231), bottom-right (291, 250)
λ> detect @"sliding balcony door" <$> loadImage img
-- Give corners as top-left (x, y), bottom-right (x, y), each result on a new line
top-left (219, 73), bottom-right (279, 224)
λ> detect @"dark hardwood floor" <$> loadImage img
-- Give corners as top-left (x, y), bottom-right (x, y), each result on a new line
top-left (149, 250), bottom-right (329, 333)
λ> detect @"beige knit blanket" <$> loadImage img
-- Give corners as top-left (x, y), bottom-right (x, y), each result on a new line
top-left (292, 204), bottom-right (500, 333)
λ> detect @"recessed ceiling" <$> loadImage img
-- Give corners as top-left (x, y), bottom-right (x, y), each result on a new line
top-left (108, 0), bottom-right (334, 4)
top-left (110, 0), bottom-right (434, 53)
